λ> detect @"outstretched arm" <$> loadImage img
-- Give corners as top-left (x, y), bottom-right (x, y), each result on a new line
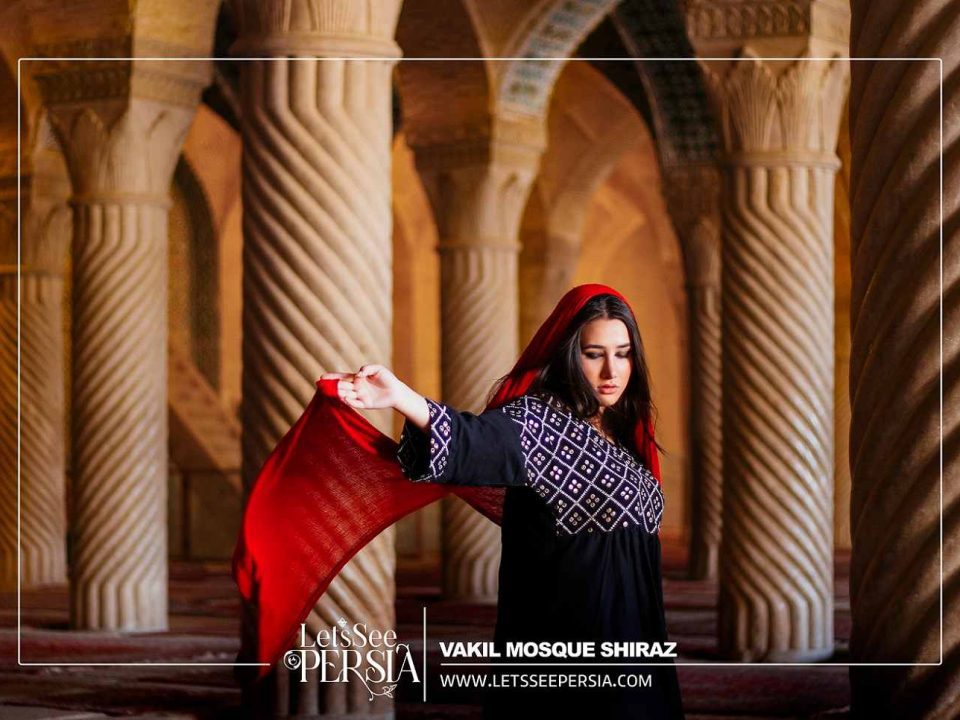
top-left (322, 364), bottom-right (527, 487)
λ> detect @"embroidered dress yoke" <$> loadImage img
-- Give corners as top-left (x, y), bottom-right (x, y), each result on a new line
top-left (397, 392), bottom-right (685, 719)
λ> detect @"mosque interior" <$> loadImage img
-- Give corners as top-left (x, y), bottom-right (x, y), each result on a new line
top-left (0, 0), bottom-right (955, 718)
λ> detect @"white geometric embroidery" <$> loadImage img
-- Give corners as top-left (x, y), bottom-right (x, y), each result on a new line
top-left (397, 398), bottom-right (453, 482)
top-left (501, 394), bottom-right (664, 536)
top-left (397, 394), bottom-right (665, 536)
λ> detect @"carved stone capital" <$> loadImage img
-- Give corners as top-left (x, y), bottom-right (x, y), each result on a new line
top-left (44, 98), bottom-right (195, 202)
top-left (410, 114), bottom-right (546, 175)
top-left (229, 0), bottom-right (402, 57)
top-left (700, 49), bottom-right (848, 160)
top-left (23, 147), bottom-right (72, 276)
top-left (417, 159), bottom-right (539, 252)
top-left (0, 115), bottom-right (72, 275)
top-left (412, 116), bottom-right (545, 250)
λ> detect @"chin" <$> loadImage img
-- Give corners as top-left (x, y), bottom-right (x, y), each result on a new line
top-left (597, 394), bottom-right (622, 408)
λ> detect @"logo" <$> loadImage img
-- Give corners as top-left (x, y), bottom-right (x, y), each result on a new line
top-left (283, 618), bottom-right (420, 700)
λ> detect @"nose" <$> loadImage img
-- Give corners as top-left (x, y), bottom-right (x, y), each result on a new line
top-left (601, 354), bottom-right (616, 379)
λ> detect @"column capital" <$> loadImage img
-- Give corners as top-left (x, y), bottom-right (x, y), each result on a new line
top-left (700, 49), bottom-right (849, 160)
top-left (42, 95), bottom-right (195, 202)
top-left (408, 114), bottom-right (546, 177)
top-left (683, 0), bottom-right (850, 162)
top-left (27, 37), bottom-right (210, 203)
top-left (0, 117), bottom-right (71, 276)
top-left (410, 115), bottom-right (545, 253)
top-left (229, 0), bottom-right (402, 58)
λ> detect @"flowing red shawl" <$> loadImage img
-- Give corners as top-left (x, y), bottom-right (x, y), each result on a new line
top-left (231, 283), bottom-right (661, 680)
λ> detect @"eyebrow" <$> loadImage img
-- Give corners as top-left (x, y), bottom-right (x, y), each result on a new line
top-left (581, 343), bottom-right (631, 349)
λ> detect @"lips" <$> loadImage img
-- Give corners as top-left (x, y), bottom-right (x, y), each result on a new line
top-left (598, 385), bottom-right (619, 394)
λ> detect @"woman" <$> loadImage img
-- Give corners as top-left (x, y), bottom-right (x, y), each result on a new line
top-left (324, 288), bottom-right (685, 718)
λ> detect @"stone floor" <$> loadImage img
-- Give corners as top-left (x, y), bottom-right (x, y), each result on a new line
top-left (0, 541), bottom-right (852, 718)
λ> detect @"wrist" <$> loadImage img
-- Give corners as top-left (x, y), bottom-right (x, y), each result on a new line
top-left (393, 381), bottom-right (415, 415)
top-left (393, 382), bottom-right (430, 431)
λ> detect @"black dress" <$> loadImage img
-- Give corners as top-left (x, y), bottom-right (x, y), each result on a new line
top-left (397, 391), bottom-right (685, 719)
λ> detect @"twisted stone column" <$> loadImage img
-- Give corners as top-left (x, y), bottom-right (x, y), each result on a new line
top-left (665, 165), bottom-right (723, 581)
top-left (0, 155), bottom-right (19, 592)
top-left (230, 1), bottom-right (401, 714)
top-left (60, 103), bottom-right (192, 629)
top-left (848, 2), bottom-right (960, 716)
top-left (413, 127), bottom-right (542, 602)
top-left (702, 54), bottom-right (848, 661)
top-left (0, 136), bottom-right (71, 592)
top-left (34, 56), bottom-right (209, 629)
top-left (441, 237), bottom-right (516, 601)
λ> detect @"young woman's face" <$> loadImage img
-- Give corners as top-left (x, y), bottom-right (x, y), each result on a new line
top-left (579, 317), bottom-right (633, 411)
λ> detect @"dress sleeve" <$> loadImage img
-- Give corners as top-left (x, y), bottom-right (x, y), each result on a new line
top-left (396, 397), bottom-right (528, 487)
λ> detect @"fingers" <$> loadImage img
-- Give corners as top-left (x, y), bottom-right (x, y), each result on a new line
top-left (337, 377), bottom-right (364, 409)
top-left (341, 395), bottom-right (365, 409)
top-left (337, 379), bottom-right (358, 396)
top-left (322, 373), bottom-right (359, 400)
top-left (356, 363), bottom-right (384, 378)
top-left (325, 365), bottom-right (387, 408)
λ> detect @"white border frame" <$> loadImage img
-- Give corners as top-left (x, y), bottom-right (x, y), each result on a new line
top-left (14, 56), bottom-right (944, 676)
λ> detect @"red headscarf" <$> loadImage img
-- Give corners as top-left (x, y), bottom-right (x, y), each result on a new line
top-left (231, 283), bottom-right (660, 679)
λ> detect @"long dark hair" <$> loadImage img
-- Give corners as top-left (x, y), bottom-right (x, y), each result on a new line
top-left (526, 294), bottom-right (660, 458)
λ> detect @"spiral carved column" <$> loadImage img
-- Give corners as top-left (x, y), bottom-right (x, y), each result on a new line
top-left (702, 54), bottom-right (848, 661)
top-left (71, 195), bottom-right (173, 629)
top-left (0, 138), bottom-right (71, 591)
top-left (440, 241), bottom-right (519, 601)
top-left (36, 91), bottom-right (202, 629)
top-left (231, 1), bottom-right (401, 714)
top-left (0, 161), bottom-right (21, 592)
top-left (665, 165), bottom-right (723, 581)
top-left (848, 2), bottom-right (960, 716)
top-left (15, 273), bottom-right (68, 588)
top-left (22, 138), bottom-right (72, 591)
top-left (28, 64), bottom-right (208, 633)
top-left (686, 265), bottom-right (723, 580)
top-left (414, 133), bottom-right (542, 602)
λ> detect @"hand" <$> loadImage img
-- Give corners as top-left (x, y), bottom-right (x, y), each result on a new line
top-left (320, 364), bottom-right (404, 410)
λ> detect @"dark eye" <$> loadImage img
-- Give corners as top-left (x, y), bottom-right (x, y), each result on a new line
top-left (616, 353), bottom-right (630, 359)
top-left (584, 352), bottom-right (602, 359)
